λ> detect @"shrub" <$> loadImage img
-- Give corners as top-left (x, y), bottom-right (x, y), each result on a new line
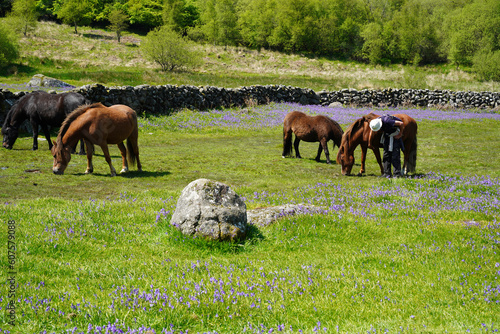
top-left (0, 21), bottom-right (19, 67)
top-left (472, 49), bottom-right (500, 82)
top-left (141, 25), bottom-right (201, 71)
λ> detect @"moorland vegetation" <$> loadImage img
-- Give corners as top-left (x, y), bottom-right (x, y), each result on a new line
top-left (1, 0), bottom-right (500, 90)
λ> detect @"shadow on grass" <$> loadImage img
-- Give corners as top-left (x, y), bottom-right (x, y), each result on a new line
top-left (163, 222), bottom-right (265, 254)
top-left (72, 170), bottom-right (171, 178)
top-left (83, 33), bottom-right (114, 40)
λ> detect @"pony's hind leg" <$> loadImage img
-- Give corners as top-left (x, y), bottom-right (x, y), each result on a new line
top-left (294, 137), bottom-right (302, 159)
top-left (127, 132), bottom-right (142, 172)
top-left (117, 142), bottom-right (128, 173)
top-left (100, 144), bottom-right (117, 177)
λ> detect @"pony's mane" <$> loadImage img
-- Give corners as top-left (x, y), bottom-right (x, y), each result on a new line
top-left (340, 112), bottom-right (379, 148)
top-left (1, 96), bottom-right (25, 130)
top-left (342, 118), bottom-right (362, 146)
top-left (57, 102), bottom-right (102, 145)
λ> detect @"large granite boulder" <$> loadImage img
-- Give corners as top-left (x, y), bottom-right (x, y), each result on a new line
top-left (170, 179), bottom-right (247, 241)
top-left (27, 74), bottom-right (75, 89)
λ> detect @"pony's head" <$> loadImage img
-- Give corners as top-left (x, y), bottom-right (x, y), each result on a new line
top-left (337, 145), bottom-right (355, 175)
top-left (51, 141), bottom-right (72, 175)
top-left (336, 125), bottom-right (357, 176)
top-left (2, 126), bottom-right (18, 149)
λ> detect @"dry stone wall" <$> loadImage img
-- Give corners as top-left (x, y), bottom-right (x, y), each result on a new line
top-left (1, 85), bottom-right (500, 119)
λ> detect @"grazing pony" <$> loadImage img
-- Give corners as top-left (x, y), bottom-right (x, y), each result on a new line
top-left (52, 103), bottom-right (142, 176)
top-left (337, 113), bottom-right (418, 176)
top-left (2, 91), bottom-right (88, 152)
top-left (282, 111), bottom-right (344, 164)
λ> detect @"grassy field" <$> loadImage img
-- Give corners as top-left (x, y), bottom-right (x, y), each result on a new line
top-left (2, 20), bottom-right (500, 93)
top-left (0, 103), bottom-right (499, 333)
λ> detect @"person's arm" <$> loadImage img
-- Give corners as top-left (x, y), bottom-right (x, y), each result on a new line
top-left (394, 120), bottom-right (404, 139)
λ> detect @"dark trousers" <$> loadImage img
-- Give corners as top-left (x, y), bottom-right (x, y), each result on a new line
top-left (382, 136), bottom-right (402, 176)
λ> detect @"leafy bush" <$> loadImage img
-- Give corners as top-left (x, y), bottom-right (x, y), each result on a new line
top-left (0, 21), bottom-right (19, 67)
top-left (141, 25), bottom-right (201, 71)
top-left (472, 49), bottom-right (500, 82)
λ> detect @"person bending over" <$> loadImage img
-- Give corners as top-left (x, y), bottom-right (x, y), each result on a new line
top-left (369, 115), bottom-right (404, 178)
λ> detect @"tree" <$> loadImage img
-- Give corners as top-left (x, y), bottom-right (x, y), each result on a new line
top-left (0, 22), bottom-right (19, 67)
top-left (10, 0), bottom-right (38, 36)
top-left (108, 8), bottom-right (129, 42)
top-left (445, 0), bottom-right (500, 67)
top-left (361, 22), bottom-right (387, 64)
top-left (162, 0), bottom-right (198, 35)
top-left (126, 0), bottom-right (163, 28)
top-left (141, 25), bottom-right (201, 71)
top-left (55, 0), bottom-right (91, 34)
top-left (238, 0), bottom-right (276, 49)
top-left (390, 1), bottom-right (441, 65)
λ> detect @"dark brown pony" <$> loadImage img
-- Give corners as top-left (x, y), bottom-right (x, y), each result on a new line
top-left (52, 103), bottom-right (142, 176)
top-left (2, 91), bottom-right (88, 152)
top-left (282, 111), bottom-right (343, 164)
top-left (337, 113), bottom-right (418, 175)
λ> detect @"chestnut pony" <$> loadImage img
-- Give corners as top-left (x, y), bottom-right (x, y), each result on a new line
top-left (336, 112), bottom-right (418, 176)
top-left (52, 103), bottom-right (142, 176)
top-left (282, 111), bottom-right (343, 164)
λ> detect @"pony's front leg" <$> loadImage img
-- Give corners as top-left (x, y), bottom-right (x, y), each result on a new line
top-left (282, 130), bottom-right (293, 158)
top-left (372, 147), bottom-right (384, 175)
top-left (30, 119), bottom-right (39, 150)
top-left (84, 140), bottom-right (94, 174)
top-left (40, 123), bottom-right (53, 150)
top-left (359, 144), bottom-right (368, 175)
top-left (100, 144), bottom-right (116, 176)
top-left (294, 138), bottom-right (302, 159)
top-left (317, 140), bottom-right (330, 164)
top-left (117, 142), bottom-right (128, 173)
top-left (78, 139), bottom-right (86, 155)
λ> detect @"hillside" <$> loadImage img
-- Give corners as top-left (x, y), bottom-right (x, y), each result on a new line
top-left (2, 21), bottom-right (500, 93)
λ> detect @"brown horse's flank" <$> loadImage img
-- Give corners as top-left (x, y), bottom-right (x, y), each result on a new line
top-left (282, 110), bottom-right (343, 164)
top-left (57, 103), bottom-right (102, 147)
top-left (52, 103), bottom-right (141, 176)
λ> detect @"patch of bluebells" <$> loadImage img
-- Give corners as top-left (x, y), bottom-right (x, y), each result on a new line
top-left (6, 104), bottom-right (500, 333)
top-left (247, 172), bottom-right (500, 223)
top-left (138, 103), bottom-right (500, 131)
top-left (7, 172), bottom-right (500, 333)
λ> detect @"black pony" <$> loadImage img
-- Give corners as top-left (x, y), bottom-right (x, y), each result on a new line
top-left (2, 91), bottom-right (89, 152)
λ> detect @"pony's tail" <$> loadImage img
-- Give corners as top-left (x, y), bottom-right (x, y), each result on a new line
top-left (406, 137), bottom-right (417, 174)
top-left (126, 137), bottom-right (137, 167)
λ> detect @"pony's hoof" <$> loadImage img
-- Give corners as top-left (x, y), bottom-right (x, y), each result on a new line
top-left (85, 169), bottom-right (93, 174)
top-left (120, 168), bottom-right (128, 174)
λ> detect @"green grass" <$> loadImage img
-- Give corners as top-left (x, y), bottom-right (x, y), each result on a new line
top-left (0, 104), bottom-right (499, 333)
